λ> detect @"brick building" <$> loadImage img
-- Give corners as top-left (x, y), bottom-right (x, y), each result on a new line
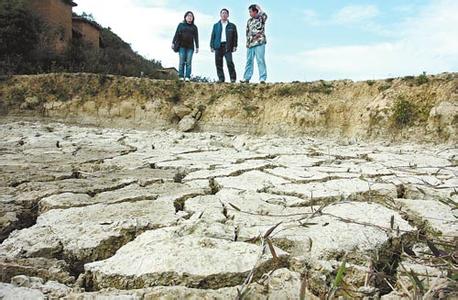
top-left (27, 0), bottom-right (101, 52)
top-left (28, 0), bottom-right (77, 53)
top-left (72, 16), bottom-right (102, 49)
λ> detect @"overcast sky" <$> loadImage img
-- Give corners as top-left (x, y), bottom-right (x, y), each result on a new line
top-left (74, 0), bottom-right (458, 82)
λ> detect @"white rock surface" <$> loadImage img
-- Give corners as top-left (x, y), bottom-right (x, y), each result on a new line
top-left (215, 170), bottom-right (289, 191)
top-left (396, 199), bottom-right (458, 236)
top-left (0, 283), bottom-right (45, 300)
top-left (0, 200), bottom-right (181, 263)
top-left (84, 227), bottom-right (288, 289)
top-left (270, 178), bottom-right (396, 202)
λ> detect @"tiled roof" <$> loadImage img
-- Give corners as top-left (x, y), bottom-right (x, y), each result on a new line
top-left (62, 0), bottom-right (77, 7)
top-left (72, 16), bottom-right (102, 31)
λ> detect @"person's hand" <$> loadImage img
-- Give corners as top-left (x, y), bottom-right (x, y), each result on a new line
top-left (211, 48), bottom-right (214, 53)
top-left (233, 47), bottom-right (237, 52)
top-left (195, 48), bottom-right (199, 54)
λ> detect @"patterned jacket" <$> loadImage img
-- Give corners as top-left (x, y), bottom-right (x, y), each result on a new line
top-left (246, 11), bottom-right (268, 48)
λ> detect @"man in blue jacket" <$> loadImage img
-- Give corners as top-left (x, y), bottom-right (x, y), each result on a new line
top-left (210, 8), bottom-right (238, 83)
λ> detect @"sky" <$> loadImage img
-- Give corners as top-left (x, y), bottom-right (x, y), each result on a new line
top-left (74, 0), bottom-right (458, 83)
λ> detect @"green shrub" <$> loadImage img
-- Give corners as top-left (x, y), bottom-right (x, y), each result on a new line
top-left (208, 93), bottom-right (221, 105)
top-left (309, 81), bottom-right (333, 94)
top-left (168, 80), bottom-right (183, 103)
top-left (275, 84), bottom-right (308, 97)
top-left (5, 86), bottom-right (27, 104)
top-left (378, 84), bottom-right (391, 92)
top-left (191, 75), bottom-right (212, 83)
top-left (276, 86), bottom-right (294, 96)
top-left (391, 96), bottom-right (416, 128)
top-left (416, 72), bottom-right (429, 85)
top-left (366, 80), bottom-right (376, 86)
top-left (228, 84), bottom-right (253, 99)
top-left (243, 104), bottom-right (258, 116)
top-left (0, 0), bottom-right (40, 58)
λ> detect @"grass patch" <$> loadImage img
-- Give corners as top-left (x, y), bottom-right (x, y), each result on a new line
top-left (276, 86), bottom-right (295, 96)
top-left (378, 84), bottom-right (392, 92)
top-left (96, 73), bottom-right (111, 86)
top-left (309, 81), bottom-right (333, 95)
top-left (167, 80), bottom-right (184, 103)
top-left (366, 80), bottom-right (376, 86)
top-left (242, 103), bottom-right (259, 117)
top-left (403, 75), bottom-right (415, 80)
top-left (5, 86), bottom-right (27, 104)
top-left (40, 77), bottom-right (71, 101)
top-left (208, 93), bottom-right (222, 105)
top-left (290, 101), bottom-right (307, 109)
top-left (228, 84), bottom-right (253, 99)
top-left (402, 73), bottom-right (429, 87)
top-left (275, 85), bottom-right (307, 97)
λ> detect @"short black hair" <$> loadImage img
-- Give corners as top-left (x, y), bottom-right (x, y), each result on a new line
top-left (220, 8), bottom-right (229, 14)
top-left (249, 5), bottom-right (258, 13)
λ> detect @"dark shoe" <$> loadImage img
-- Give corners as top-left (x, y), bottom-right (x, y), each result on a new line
top-left (217, 80), bottom-right (225, 83)
top-left (260, 81), bottom-right (266, 84)
top-left (230, 79), bottom-right (236, 83)
top-left (240, 80), bottom-right (249, 84)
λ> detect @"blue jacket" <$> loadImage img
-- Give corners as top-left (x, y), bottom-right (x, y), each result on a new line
top-left (210, 21), bottom-right (238, 51)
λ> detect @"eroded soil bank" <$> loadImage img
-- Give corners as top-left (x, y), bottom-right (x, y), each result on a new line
top-left (0, 72), bottom-right (456, 143)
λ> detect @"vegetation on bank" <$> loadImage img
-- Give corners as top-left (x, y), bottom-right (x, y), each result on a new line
top-left (0, 0), bottom-right (165, 78)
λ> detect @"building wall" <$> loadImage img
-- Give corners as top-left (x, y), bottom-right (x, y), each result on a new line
top-left (72, 20), bottom-right (100, 49)
top-left (29, 0), bottom-right (73, 53)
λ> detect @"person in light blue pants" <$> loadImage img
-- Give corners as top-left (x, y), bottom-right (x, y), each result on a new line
top-left (241, 4), bottom-right (268, 83)
top-left (244, 44), bottom-right (266, 83)
top-left (172, 11), bottom-right (199, 81)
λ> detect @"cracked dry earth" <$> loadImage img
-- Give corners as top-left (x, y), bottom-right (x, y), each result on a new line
top-left (0, 120), bottom-right (456, 299)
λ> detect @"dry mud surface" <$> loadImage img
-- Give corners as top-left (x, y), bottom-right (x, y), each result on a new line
top-left (0, 119), bottom-right (456, 299)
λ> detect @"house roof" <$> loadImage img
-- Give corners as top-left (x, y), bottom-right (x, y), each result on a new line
top-left (162, 67), bottom-right (178, 72)
top-left (72, 16), bottom-right (102, 31)
top-left (62, 0), bottom-right (77, 7)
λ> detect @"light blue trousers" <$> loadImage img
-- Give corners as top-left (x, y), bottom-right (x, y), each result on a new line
top-left (243, 44), bottom-right (267, 81)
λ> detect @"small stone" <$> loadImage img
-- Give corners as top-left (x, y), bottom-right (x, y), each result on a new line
top-left (11, 275), bottom-right (30, 287)
top-left (173, 105), bottom-right (193, 119)
top-left (178, 114), bottom-right (197, 132)
top-left (20, 96), bottom-right (41, 110)
top-left (0, 283), bottom-right (45, 299)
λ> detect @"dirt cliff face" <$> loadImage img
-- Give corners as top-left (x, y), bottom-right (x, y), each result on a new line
top-left (0, 72), bottom-right (456, 143)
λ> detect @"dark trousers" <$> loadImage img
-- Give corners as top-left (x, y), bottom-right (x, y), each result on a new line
top-left (215, 43), bottom-right (236, 82)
